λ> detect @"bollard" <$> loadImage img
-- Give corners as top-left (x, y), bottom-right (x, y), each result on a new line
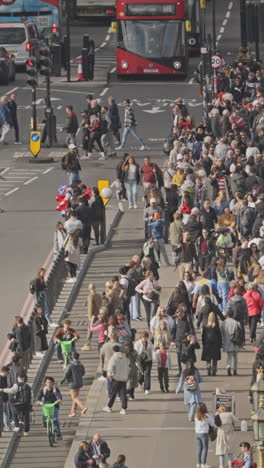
top-left (81, 48), bottom-right (89, 81)
top-left (88, 39), bottom-right (95, 80)
top-left (63, 35), bottom-right (68, 70)
top-left (83, 34), bottom-right (90, 51)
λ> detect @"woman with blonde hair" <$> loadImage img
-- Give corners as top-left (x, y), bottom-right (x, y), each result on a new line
top-left (153, 320), bottom-right (171, 349)
top-left (201, 311), bottom-right (222, 376)
top-left (64, 231), bottom-right (82, 283)
top-left (121, 155), bottom-right (140, 209)
top-left (215, 405), bottom-right (239, 468)
top-left (195, 402), bottom-right (215, 468)
top-left (74, 441), bottom-right (95, 467)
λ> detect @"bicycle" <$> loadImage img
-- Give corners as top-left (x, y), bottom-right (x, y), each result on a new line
top-left (40, 401), bottom-right (58, 447)
top-left (56, 337), bottom-right (77, 368)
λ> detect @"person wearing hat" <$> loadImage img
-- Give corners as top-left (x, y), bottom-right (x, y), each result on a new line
top-left (60, 352), bottom-right (87, 417)
top-left (148, 212), bottom-right (170, 266)
top-left (103, 344), bottom-right (129, 415)
top-left (144, 198), bottom-right (164, 239)
top-left (61, 144), bottom-right (81, 186)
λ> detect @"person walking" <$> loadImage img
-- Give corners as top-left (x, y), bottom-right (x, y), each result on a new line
top-left (221, 309), bottom-right (242, 376)
top-left (243, 283), bottom-right (263, 342)
top-left (134, 331), bottom-right (155, 394)
top-left (148, 212), bottom-right (170, 266)
top-left (172, 305), bottom-right (195, 376)
top-left (176, 360), bottom-right (203, 422)
top-left (216, 258), bottom-right (232, 314)
top-left (215, 405), bottom-right (239, 468)
top-left (0, 95), bottom-right (11, 144)
top-left (135, 271), bottom-right (161, 328)
top-left (0, 366), bottom-right (12, 431)
top-left (155, 342), bottom-right (171, 393)
top-left (126, 340), bottom-right (139, 400)
top-left (116, 99), bottom-right (145, 151)
top-left (61, 144), bottom-right (81, 186)
top-left (76, 196), bottom-right (92, 254)
top-left (11, 317), bottom-right (31, 369)
top-left (64, 231), bottom-right (82, 283)
top-left (103, 344), bottom-right (129, 414)
top-left (0, 373), bottom-right (32, 436)
top-left (121, 156), bottom-right (140, 209)
top-left (33, 306), bottom-right (48, 357)
top-left (195, 402), bottom-right (216, 468)
top-left (90, 187), bottom-right (106, 245)
top-left (86, 114), bottom-right (106, 161)
top-left (108, 96), bottom-right (121, 144)
top-left (82, 284), bottom-right (103, 351)
top-left (201, 312), bottom-right (222, 376)
top-left (32, 267), bottom-right (57, 327)
top-left (64, 105), bottom-right (79, 147)
top-left (60, 352), bottom-right (87, 417)
top-left (100, 105), bottom-right (117, 158)
top-left (7, 93), bottom-right (21, 144)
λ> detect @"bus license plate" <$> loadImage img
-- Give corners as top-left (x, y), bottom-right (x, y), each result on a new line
top-left (143, 69), bottom-right (158, 73)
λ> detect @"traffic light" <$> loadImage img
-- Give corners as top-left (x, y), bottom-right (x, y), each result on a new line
top-left (38, 46), bottom-right (51, 76)
top-left (26, 56), bottom-right (37, 87)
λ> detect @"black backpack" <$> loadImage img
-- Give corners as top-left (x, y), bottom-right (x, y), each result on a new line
top-left (231, 324), bottom-right (244, 346)
top-left (127, 276), bottom-right (137, 297)
top-left (13, 382), bottom-right (31, 407)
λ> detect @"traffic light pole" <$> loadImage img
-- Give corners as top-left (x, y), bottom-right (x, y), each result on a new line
top-left (32, 86), bottom-right (37, 131)
top-left (65, 0), bottom-right (71, 82)
top-left (237, 0), bottom-right (252, 63)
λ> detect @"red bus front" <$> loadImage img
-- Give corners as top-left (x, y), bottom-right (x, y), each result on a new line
top-left (116, 0), bottom-right (188, 76)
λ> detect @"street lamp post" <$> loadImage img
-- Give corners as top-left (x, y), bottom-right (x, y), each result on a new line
top-left (212, 0), bottom-right (216, 53)
top-left (65, 0), bottom-right (71, 82)
top-left (237, 0), bottom-right (252, 63)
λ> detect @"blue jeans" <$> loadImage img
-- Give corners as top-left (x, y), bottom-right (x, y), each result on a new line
top-left (188, 402), bottom-right (197, 421)
top-left (129, 292), bottom-right (141, 319)
top-left (196, 433), bottom-right (209, 465)
top-left (3, 402), bottom-right (12, 430)
top-left (124, 179), bottom-right (138, 207)
top-left (42, 406), bottom-right (61, 434)
top-left (67, 171), bottom-right (81, 186)
top-left (217, 282), bottom-right (230, 313)
top-left (120, 125), bottom-right (145, 148)
top-left (35, 290), bottom-right (52, 324)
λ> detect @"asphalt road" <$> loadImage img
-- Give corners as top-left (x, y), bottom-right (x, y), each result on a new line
top-left (0, 1), bottom-right (247, 354)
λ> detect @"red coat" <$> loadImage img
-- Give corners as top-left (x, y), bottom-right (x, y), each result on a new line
top-left (243, 290), bottom-right (263, 317)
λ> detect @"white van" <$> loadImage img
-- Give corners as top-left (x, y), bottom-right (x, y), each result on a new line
top-left (0, 21), bottom-right (40, 66)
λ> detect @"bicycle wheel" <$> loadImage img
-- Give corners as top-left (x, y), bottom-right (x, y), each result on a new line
top-left (47, 420), bottom-right (55, 447)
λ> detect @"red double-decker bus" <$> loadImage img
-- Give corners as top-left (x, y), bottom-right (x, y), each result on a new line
top-left (116, 0), bottom-right (188, 76)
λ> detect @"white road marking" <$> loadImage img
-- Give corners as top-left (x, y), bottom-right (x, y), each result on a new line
top-left (100, 42), bottom-right (107, 48)
top-left (5, 187), bottom-right (19, 196)
top-left (110, 67), bottom-right (116, 73)
top-left (228, 1), bottom-right (233, 9)
top-left (76, 55), bottom-right (81, 59)
top-left (24, 176), bottom-right (38, 185)
top-left (6, 87), bottom-right (18, 95)
top-left (222, 18), bottom-right (227, 26)
top-left (92, 427), bottom-right (194, 431)
top-left (100, 87), bottom-right (109, 96)
top-left (42, 167), bottom-right (54, 174)
top-left (108, 26), bottom-right (111, 33)
top-left (226, 11), bottom-right (230, 17)
top-left (105, 35), bottom-right (110, 41)
top-left (188, 77), bottom-right (194, 84)
top-left (57, 105), bottom-right (62, 109)
top-left (0, 167), bottom-right (10, 175)
top-left (220, 27), bottom-right (225, 34)
top-left (217, 34), bottom-right (222, 41)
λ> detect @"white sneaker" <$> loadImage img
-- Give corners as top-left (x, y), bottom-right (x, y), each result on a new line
top-left (197, 465), bottom-right (201, 468)
top-left (102, 406), bottom-right (112, 413)
top-left (115, 146), bottom-right (123, 150)
top-left (145, 390), bottom-right (150, 395)
top-left (117, 396), bottom-right (121, 401)
top-left (99, 156), bottom-right (106, 160)
top-left (35, 352), bottom-right (44, 357)
top-left (128, 205), bottom-right (133, 209)
top-left (50, 322), bottom-right (59, 328)
top-left (201, 464), bottom-right (211, 468)
top-left (14, 141), bottom-right (22, 144)
top-left (13, 427), bottom-right (20, 432)
top-left (139, 145), bottom-right (145, 151)
top-left (24, 432), bottom-right (29, 436)
top-left (87, 154), bottom-right (92, 160)
top-left (66, 278), bottom-right (74, 283)
top-left (98, 376), bottom-right (106, 382)
top-left (81, 155), bottom-right (89, 160)
top-left (120, 409), bottom-right (127, 415)
top-left (133, 204), bottom-right (138, 208)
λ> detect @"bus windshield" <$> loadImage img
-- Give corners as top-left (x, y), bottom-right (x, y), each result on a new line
top-left (119, 20), bottom-right (184, 58)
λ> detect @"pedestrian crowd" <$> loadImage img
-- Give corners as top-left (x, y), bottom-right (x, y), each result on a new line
top-left (3, 60), bottom-right (264, 466)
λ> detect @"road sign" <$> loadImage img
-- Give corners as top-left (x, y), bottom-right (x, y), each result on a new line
top-left (29, 131), bottom-right (41, 157)
top-left (98, 179), bottom-right (111, 206)
top-left (211, 54), bottom-right (223, 69)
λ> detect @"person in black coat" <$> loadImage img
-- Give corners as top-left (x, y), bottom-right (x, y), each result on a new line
top-left (7, 93), bottom-right (20, 143)
top-left (201, 311), bottom-right (222, 376)
top-left (33, 307), bottom-right (48, 355)
top-left (89, 433), bottom-right (111, 466)
top-left (74, 441), bottom-right (95, 467)
top-left (197, 296), bottom-right (225, 329)
top-left (172, 305), bottom-right (195, 376)
top-left (76, 196), bottom-right (92, 254)
top-left (12, 317), bottom-right (31, 369)
top-left (200, 200), bottom-right (218, 232)
top-left (90, 187), bottom-right (105, 245)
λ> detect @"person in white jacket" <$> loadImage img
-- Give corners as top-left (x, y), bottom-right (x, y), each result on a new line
top-left (134, 331), bottom-right (155, 394)
top-left (102, 345), bottom-right (129, 415)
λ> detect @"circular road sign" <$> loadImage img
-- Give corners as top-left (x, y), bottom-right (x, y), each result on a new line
top-left (211, 54), bottom-right (223, 69)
